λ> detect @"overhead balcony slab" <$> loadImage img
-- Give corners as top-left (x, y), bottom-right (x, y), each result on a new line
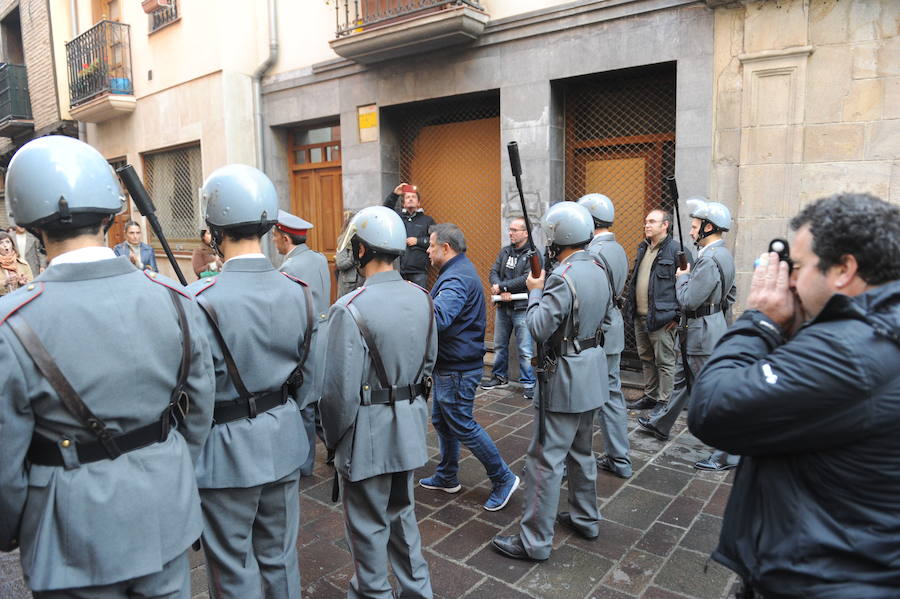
top-left (69, 93), bottom-right (136, 123)
top-left (330, 5), bottom-right (489, 65)
top-left (0, 118), bottom-right (34, 138)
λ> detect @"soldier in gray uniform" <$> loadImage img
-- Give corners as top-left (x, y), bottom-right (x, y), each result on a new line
top-left (321, 206), bottom-right (435, 598)
top-left (636, 199), bottom-right (738, 471)
top-left (190, 165), bottom-right (316, 599)
top-left (273, 209), bottom-right (330, 476)
top-left (493, 201), bottom-right (611, 561)
top-left (578, 194), bottom-right (632, 479)
top-left (0, 135), bottom-right (215, 598)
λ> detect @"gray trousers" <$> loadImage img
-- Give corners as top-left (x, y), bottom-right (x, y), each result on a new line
top-left (33, 551), bottom-right (190, 599)
top-left (634, 316), bottom-right (677, 403)
top-left (596, 352), bottom-right (632, 477)
top-left (200, 469), bottom-right (302, 599)
top-left (648, 353), bottom-right (709, 434)
top-left (521, 410), bottom-right (599, 560)
top-left (341, 471), bottom-right (432, 599)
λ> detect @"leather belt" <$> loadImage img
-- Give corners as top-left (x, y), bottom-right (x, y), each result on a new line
top-left (685, 303), bottom-right (725, 319)
top-left (364, 381), bottom-right (429, 406)
top-left (213, 387), bottom-right (289, 424)
top-left (558, 331), bottom-right (605, 355)
top-left (28, 409), bottom-right (178, 467)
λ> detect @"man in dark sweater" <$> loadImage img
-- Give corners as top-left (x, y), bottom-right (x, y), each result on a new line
top-left (383, 182), bottom-right (436, 288)
top-left (419, 223), bottom-right (520, 511)
top-left (483, 217), bottom-right (540, 400)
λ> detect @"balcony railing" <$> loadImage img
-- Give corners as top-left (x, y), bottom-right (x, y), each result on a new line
top-left (149, 0), bottom-right (179, 33)
top-left (66, 20), bottom-right (133, 108)
top-left (334, 0), bottom-right (483, 38)
top-left (0, 64), bottom-right (32, 121)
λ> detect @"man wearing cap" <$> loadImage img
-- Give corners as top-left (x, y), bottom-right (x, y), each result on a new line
top-left (0, 136), bottom-right (215, 597)
top-left (274, 209), bottom-right (330, 477)
top-left (637, 198), bottom-right (737, 471)
top-left (383, 182), bottom-right (435, 288)
top-left (191, 166), bottom-right (316, 599)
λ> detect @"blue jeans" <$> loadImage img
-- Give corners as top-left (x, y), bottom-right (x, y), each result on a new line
top-left (431, 367), bottom-right (512, 485)
top-left (491, 307), bottom-right (536, 387)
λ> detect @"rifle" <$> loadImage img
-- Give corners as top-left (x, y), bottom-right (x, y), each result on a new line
top-left (507, 141), bottom-right (549, 445)
top-left (116, 165), bottom-right (188, 286)
top-left (665, 175), bottom-right (692, 391)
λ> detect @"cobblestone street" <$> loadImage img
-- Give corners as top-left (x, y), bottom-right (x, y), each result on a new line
top-left (2, 383), bottom-right (738, 599)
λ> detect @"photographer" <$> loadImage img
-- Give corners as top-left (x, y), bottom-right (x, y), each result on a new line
top-left (383, 182), bottom-right (435, 288)
top-left (688, 193), bottom-right (900, 598)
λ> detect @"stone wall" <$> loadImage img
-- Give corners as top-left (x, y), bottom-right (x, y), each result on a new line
top-left (712, 0), bottom-right (898, 307)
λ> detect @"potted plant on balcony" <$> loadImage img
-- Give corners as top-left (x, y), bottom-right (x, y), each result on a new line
top-left (142, 0), bottom-right (170, 14)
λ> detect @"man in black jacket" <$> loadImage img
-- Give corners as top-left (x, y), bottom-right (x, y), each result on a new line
top-left (383, 182), bottom-right (436, 288)
top-left (626, 209), bottom-right (692, 411)
top-left (689, 193), bottom-right (900, 598)
top-left (482, 217), bottom-right (540, 399)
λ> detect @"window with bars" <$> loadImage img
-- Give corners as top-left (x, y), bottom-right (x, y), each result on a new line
top-left (149, 0), bottom-right (179, 33)
top-left (0, 197), bottom-right (9, 230)
top-left (143, 144), bottom-right (201, 247)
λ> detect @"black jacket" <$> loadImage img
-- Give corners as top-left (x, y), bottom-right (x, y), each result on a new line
top-left (688, 281), bottom-right (900, 598)
top-left (489, 243), bottom-right (540, 311)
top-left (383, 193), bottom-right (435, 276)
top-left (627, 236), bottom-right (692, 332)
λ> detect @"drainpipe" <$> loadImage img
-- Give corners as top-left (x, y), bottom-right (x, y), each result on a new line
top-left (69, 0), bottom-right (87, 142)
top-left (252, 0), bottom-right (278, 170)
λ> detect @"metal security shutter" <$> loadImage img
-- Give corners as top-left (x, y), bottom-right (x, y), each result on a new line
top-left (563, 63), bottom-right (677, 368)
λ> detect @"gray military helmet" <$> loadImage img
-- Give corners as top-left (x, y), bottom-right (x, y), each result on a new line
top-left (202, 164), bottom-right (278, 229)
top-left (543, 201), bottom-right (593, 247)
top-left (5, 135), bottom-right (124, 228)
top-left (577, 193), bottom-right (615, 225)
top-left (337, 205), bottom-right (406, 254)
top-left (687, 197), bottom-right (731, 231)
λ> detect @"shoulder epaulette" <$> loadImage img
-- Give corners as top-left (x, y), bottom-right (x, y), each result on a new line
top-left (345, 286), bottom-right (367, 305)
top-left (143, 270), bottom-right (190, 298)
top-left (194, 276), bottom-right (217, 296)
top-left (405, 280), bottom-right (428, 293)
top-left (280, 271), bottom-right (309, 286)
top-left (558, 263), bottom-right (573, 276)
top-left (0, 282), bottom-right (44, 326)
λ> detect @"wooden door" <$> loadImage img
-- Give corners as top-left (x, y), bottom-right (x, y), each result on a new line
top-left (408, 116), bottom-right (501, 336)
top-left (291, 166), bottom-right (343, 303)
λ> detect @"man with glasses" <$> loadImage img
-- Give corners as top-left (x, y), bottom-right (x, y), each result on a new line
top-left (482, 218), bottom-right (541, 400)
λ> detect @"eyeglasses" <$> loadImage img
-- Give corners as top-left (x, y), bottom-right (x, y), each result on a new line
top-left (508, 228), bottom-right (526, 232)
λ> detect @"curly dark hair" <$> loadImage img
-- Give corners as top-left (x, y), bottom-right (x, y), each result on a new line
top-left (790, 192), bottom-right (900, 285)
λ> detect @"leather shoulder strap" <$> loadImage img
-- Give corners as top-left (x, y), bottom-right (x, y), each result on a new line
top-left (7, 313), bottom-right (122, 458)
top-left (167, 288), bottom-right (192, 406)
top-left (196, 294), bottom-right (253, 400)
top-left (413, 289), bottom-right (435, 384)
top-left (345, 301), bottom-right (390, 388)
top-left (285, 283), bottom-right (314, 388)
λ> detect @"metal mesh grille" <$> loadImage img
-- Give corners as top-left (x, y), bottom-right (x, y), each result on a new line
top-left (388, 93), bottom-right (501, 338)
top-left (564, 64), bottom-right (676, 366)
top-left (144, 144), bottom-right (202, 244)
top-left (0, 197), bottom-right (9, 229)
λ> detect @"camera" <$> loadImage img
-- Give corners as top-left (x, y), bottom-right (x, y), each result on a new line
top-left (755, 238), bottom-right (793, 273)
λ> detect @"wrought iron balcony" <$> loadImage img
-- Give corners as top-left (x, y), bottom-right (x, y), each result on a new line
top-left (330, 0), bottom-right (489, 64)
top-left (0, 63), bottom-right (33, 138)
top-left (65, 20), bottom-right (136, 122)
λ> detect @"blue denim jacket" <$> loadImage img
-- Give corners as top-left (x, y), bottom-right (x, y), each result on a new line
top-left (431, 253), bottom-right (486, 371)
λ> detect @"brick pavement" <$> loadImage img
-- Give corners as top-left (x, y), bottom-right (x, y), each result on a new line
top-left (1, 384), bottom-right (740, 599)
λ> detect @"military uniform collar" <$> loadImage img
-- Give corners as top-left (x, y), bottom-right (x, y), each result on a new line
top-left (561, 250), bottom-right (592, 264)
top-left (285, 244), bottom-right (309, 260)
top-left (221, 256), bottom-right (276, 273)
top-left (365, 270), bottom-right (404, 286)
top-left (699, 238), bottom-right (724, 256)
top-left (593, 232), bottom-right (615, 241)
top-left (39, 256), bottom-right (136, 281)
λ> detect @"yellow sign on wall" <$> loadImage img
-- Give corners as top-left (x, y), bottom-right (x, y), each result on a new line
top-left (358, 105), bottom-right (378, 143)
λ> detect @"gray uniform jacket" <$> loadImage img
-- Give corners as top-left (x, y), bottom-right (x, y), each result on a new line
top-left (677, 240), bottom-right (736, 355)
top-left (189, 257), bottom-right (316, 489)
top-left (320, 270), bottom-right (437, 482)
top-left (0, 257), bottom-right (215, 591)
top-left (281, 243), bottom-right (331, 406)
top-left (587, 232), bottom-right (628, 355)
top-left (527, 251), bottom-right (610, 413)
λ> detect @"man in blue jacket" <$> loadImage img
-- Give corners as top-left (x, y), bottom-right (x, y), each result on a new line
top-left (418, 223), bottom-right (519, 511)
top-left (689, 193), bottom-right (900, 598)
